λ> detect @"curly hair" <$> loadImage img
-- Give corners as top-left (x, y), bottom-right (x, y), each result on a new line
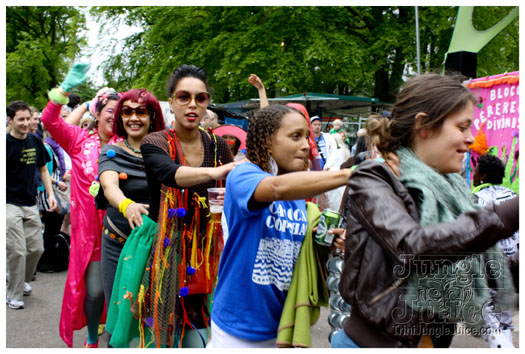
top-left (476, 154), bottom-right (505, 185)
top-left (112, 88), bottom-right (166, 138)
top-left (367, 73), bottom-right (476, 157)
top-left (246, 105), bottom-right (302, 173)
top-left (165, 64), bottom-right (209, 98)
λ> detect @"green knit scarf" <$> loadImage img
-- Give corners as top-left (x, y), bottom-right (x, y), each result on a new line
top-left (396, 147), bottom-right (514, 333)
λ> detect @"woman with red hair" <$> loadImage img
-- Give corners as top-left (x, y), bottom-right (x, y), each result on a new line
top-left (97, 89), bottom-right (166, 316)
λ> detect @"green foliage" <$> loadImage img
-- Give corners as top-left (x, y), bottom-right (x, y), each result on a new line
top-left (473, 7), bottom-right (519, 77)
top-left (10, 6), bottom-right (516, 110)
top-left (91, 6), bottom-right (422, 103)
top-left (417, 6), bottom-right (457, 73)
top-left (6, 6), bottom-right (87, 109)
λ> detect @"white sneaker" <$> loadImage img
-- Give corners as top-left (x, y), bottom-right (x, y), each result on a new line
top-left (502, 328), bottom-right (514, 346)
top-left (487, 330), bottom-right (514, 348)
top-left (6, 297), bottom-right (24, 309)
top-left (23, 282), bottom-right (32, 295)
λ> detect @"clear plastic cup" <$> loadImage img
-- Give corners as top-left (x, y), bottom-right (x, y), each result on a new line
top-left (207, 187), bottom-right (225, 213)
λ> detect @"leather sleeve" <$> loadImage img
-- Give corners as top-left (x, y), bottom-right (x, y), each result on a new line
top-left (493, 196), bottom-right (519, 233)
top-left (347, 161), bottom-right (510, 264)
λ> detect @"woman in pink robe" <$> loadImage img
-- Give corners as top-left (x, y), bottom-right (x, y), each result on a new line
top-left (41, 89), bottom-right (121, 347)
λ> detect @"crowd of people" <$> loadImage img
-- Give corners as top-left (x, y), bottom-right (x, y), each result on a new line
top-left (6, 64), bottom-right (519, 349)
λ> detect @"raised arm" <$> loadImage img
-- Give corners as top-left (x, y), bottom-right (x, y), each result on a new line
top-left (41, 101), bottom-right (84, 155)
top-left (65, 102), bottom-right (89, 126)
top-left (42, 63), bottom-right (91, 153)
top-left (248, 74), bottom-right (269, 109)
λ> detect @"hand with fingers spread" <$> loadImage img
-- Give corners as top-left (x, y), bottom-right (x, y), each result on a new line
top-left (210, 161), bottom-right (239, 180)
top-left (49, 63), bottom-right (91, 105)
top-left (60, 63), bottom-right (90, 92)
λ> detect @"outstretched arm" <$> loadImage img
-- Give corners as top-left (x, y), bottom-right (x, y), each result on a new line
top-left (253, 168), bottom-right (352, 203)
top-left (175, 163), bottom-right (238, 187)
top-left (347, 161), bottom-right (518, 260)
top-left (141, 142), bottom-right (239, 188)
top-left (99, 170), bottom-right (150, 229)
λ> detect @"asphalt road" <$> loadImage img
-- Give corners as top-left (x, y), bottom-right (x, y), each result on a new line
top-left (5, 270), bottom-right (520, 348)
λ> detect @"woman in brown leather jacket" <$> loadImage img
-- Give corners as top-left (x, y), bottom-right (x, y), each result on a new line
top-left (332, 74), bottom-right (519, 348)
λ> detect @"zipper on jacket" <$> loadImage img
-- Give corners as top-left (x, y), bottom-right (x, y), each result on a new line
top-left (368, 278), bottom-right (406, 306)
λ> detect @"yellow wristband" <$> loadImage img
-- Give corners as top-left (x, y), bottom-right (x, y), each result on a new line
top-left (118, 198), bottom-right (134, 218)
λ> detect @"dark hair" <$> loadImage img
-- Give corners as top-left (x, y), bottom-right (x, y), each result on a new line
top-left (246, 105), bottom-right (303, 173)
top-left (67, 93), bottom-right (81, 109)
top-left (367, 73), bottom-right (476, 157)
top-left (7, 100), bottom-right (30, 119)
top-left (223, 135), bottom-right (241, 156)
top-left (476, 154), bottom-right (505, 185)
top-left (165, 64), bottom-right (209, 98)
top-left (95, 90), bottom-right (120, 114)
top-left (113, 89), bottom-right (166, 138)
top-left (354, 135), bottom-right (369, 156)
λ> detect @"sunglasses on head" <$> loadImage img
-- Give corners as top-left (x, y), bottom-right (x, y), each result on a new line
top-left (172, 90), bottom-right (210, 108)
top-left (121, 106), bottom-right (150, 118)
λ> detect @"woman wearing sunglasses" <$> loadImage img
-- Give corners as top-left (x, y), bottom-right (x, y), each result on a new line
top-left (96, 89), bottom-right (165, 323)
top-left (41, 63), bottom-right (122, 348)
top-left (138, 64), bottom-right (234, 347)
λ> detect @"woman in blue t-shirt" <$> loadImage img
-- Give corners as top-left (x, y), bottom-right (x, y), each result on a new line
top-left (209, 105), bottom-right (352, 348)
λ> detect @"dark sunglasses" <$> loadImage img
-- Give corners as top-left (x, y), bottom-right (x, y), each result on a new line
top-left (121, 106), bottom-right (150, 118)
top-left (172, 90), bottom-right (210, 108)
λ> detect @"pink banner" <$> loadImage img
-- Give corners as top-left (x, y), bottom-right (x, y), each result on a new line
top-left (466, 72), bottom-right (519, 193)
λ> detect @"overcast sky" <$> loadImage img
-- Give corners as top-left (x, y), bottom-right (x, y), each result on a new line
top-left (79, 7), bottom-right (142, 87)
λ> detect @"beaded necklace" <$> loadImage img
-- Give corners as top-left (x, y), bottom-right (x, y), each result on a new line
top-left (125, 138), bottom-right (141, 154)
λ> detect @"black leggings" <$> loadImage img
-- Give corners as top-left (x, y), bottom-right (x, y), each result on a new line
top-left (39, 210), bottom-right (65, 269)
top-left (84, 261), bottom-right (105, 341)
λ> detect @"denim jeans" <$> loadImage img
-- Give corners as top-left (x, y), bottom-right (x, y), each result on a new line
top-left (330, 329), bottom-right (360, 348)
